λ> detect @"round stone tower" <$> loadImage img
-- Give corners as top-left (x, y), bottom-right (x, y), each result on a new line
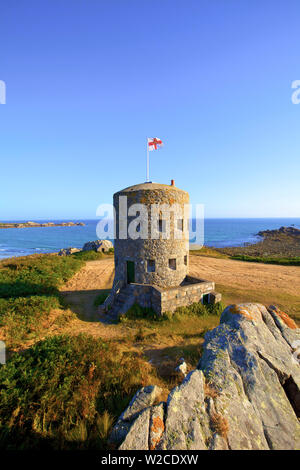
top-left (113, 181), bottom-right (189, 289)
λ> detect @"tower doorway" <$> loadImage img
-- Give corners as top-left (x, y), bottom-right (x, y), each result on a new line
top-left (126, 261), bottom-right (135, 283)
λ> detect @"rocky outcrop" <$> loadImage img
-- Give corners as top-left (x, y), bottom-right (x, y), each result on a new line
top-left (82, 240), bottom-right (113, 253)
top-left (258, 226), bottom-right (300, 237)
top-left (109, 386), bottom-right (162, 450)
top-left (58, 240), bottom-right (114, 256)
top-left (109, 303), bottom-right (300, 450)
top-left (58, 247), bottom-right (81, 256)
top-left (0, 221), bottom-right (85, 229)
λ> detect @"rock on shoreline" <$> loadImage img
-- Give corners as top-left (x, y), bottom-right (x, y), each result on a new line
top-left (58, 239), bottom-right (113, 256)
top-left (258, 226), bottom-right (300, 238)
top-left (0, 221), bottom-right (85, 229)
top-left (109, 303), bottom-right (300, 450)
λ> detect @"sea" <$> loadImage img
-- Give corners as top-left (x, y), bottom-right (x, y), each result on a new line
top-left (0, 218), bottom-right (299, 260)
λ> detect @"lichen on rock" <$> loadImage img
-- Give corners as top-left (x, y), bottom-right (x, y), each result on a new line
top-left (109, 303), bottom-right (300, 450)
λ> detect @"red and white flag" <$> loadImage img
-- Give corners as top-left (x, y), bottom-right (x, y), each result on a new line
top-left (148, 137), bottom-right (163, 151)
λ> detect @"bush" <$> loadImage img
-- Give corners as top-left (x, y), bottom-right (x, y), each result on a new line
top-left (120, 301), bottom-right (223, 323)
top-left (72, 250), bottom-right (104, 261)
top-left (0, 254), bottom-right (85, 348)
top-left (0, 296), bottom-right (65, 348)
top-left (173, 301), bottom-right (223, 318)
top-left (230, 254), bottom-right (300, 266)
top-left (94, 291), bottom-right (110, 307)
top-left (119, 303), bottom-right (159, 322)
top-left (0, 255), bottom-right (83, 298)
top-left (0, 334), bottom-right (155, 449)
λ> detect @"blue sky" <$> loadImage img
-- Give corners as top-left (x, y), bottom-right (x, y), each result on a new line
top-left (1, 0), bottom-right (300, 219)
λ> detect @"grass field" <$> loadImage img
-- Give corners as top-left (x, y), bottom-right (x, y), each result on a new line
top-left (0, 248), bottom-right (298, 449)
top-left (0, 251), bottom-right (222, 449)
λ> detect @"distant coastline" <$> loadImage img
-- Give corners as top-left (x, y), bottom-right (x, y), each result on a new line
top-left (0, 218), bottom-right (299, 260)
top-left (0, 221), bottom-right (85, 229)
top-left (216, 225), bottom-right (300, 259)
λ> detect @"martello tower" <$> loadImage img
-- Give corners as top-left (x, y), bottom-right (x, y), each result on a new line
top-left (102, 180), bottom-right (220, 318)
top-left (113, 181), bottom-right (190, 289)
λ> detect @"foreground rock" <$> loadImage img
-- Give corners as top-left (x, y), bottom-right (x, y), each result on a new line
top-left (110, 303), bottom-right (300, 450)
top-left (82, 240), bottom-right (113, 253)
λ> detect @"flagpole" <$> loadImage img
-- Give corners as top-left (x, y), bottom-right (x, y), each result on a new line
top-left (146, 138), bottom-right (149, 182)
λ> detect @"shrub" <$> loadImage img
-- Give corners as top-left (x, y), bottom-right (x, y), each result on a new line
top-left (0, 254), bottom-right (85, 348)
top-left (210, 412), bottom-right (229, 439)
top-left (119, 303), bottom-right (159, 322)
top-left (0, 295), bottom-right (62, 348)
top-left (120, 301), bottom-right (223, 324)
top-left (94, 291), bottom-right (110, 307)
top-left (0, 255), bottom-right (83, 298)
top-left (0, 334), bottom-right (155, 449)
top-left (230, 254), bottom-right (300, 266)
top-left (173, 301), bottom-right (223, 318)
top-left (72, 250), bottom-right (104, 261)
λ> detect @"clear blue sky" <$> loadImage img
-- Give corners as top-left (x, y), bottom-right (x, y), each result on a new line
top-left (1, 0), bottom-right (300, 219)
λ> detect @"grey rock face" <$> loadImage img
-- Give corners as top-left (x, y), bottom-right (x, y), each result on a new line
top-left (109, 386), bottom-right (162, 447)
top-left (110, 303), bottom-right (300, 450)
top-left (58, 247), bottom-right (80, 256)
top-left (119, 409), bottom-right (151, 450)
top-left (82, 239), bottom-right (113, 252)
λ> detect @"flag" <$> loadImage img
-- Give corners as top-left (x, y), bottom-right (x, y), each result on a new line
top-left (148, 137), bottom-right (163, 151)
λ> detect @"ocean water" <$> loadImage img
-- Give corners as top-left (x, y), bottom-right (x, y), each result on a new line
top-left (0, 218), bottom-right (299, 259)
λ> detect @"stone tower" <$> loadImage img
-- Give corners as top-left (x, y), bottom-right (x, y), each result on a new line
top-left (113, 181), bottom-right (189, 289)
top-left (102, 181), bottom-right (221, 318)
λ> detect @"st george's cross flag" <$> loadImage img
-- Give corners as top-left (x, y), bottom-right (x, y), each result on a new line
top-left (148, 137), bottom-right (163, 151)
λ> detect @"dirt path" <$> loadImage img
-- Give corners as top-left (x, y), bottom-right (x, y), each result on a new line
top-left (57, 255), bottom-right (299, 381)
top-left (60, 256), bottom-right (300, 322)
top-left (59, 259), bottom-right (120, 338)
top-left (62, 259), bottom-right (114, 292)
top-left (60, 259), bottom-right (114, 320)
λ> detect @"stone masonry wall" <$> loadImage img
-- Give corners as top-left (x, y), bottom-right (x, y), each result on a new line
top-left (127, 278), bottom-right (215, 315)
top-left (113, 183), bottom-right (190, 289)
top-left (160, 279), bottom-right (215, 313)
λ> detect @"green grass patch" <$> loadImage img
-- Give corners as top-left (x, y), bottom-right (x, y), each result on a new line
top-left (230, 254), bottom-right (300, 266)
top-left (0, 254), bottom-right (86, 348)
top-left (0, 295), bottom-right (74, 348)
top-left (71, 248), bottom-right (114, 261)
top-left (0, 333), bottom-right (155, 450)
top-left (119, 303), bottom-right (159, 322)
top-left (94, 290), bottom-right (111, 307)
top-left (120, 301), bottom-right (223, 324)
top-left (72, 250), bottom-right (104, 261)
top-left (0, 254), bottom-right (84, 298)
top-left (190, 246), bottom-right (229, 259)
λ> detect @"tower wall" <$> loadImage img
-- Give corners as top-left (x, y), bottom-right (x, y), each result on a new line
top-left (113, 182), bottom-right (189, 289)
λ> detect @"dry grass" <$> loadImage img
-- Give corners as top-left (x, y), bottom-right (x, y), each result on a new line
top-left (217, 283), bottom-right (300, 324)
top-left (1, 252), bottom-right (299, 450)
top-left (210, 412), bottom-right (229, 439)
top-left (96, 411), bottom-right (115, 441)
top-left (190, 246), bottom-right (229, 259)
top-left (204, 382), bottom-right (220, 399)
